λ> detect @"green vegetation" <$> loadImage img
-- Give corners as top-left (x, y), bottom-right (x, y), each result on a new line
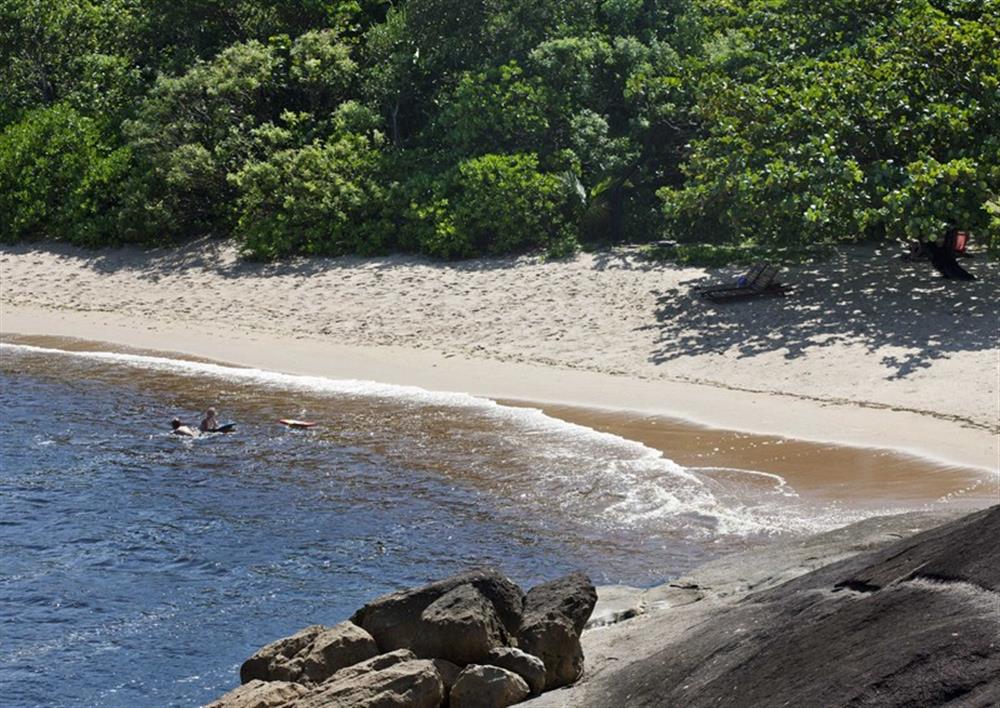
top-left (1, 0), bottom-right (997, 258)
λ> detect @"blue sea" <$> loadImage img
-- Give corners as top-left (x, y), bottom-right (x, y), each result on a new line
top-left (0, 341), bottom-right (943, 706)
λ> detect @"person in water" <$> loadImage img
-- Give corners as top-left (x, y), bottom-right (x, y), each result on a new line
top-left (199, 407), bottom-right (219, 433)
top-left (171, 418), bottom-right (199, 438)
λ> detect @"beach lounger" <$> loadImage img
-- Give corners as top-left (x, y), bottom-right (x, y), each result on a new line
top-left (699, 262), bottom-right (791, 303)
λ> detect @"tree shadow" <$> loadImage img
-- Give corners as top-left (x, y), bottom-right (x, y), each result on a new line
top-left (2, 238), bottom-right (539, 282)
top-left (641, 246), bottom-right (998, 381)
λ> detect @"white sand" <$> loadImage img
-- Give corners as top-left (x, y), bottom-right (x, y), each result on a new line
top-left (1, 241), bottom-right (997, 471)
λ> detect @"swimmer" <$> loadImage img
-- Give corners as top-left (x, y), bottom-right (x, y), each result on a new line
top-left (199, 407), bottom-right (219, 433)
top-left (171, 417), bottom-right (199, 438)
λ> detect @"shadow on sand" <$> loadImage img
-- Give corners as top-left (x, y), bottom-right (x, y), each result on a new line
top-left (2, 238), bottom-right (539, 281)
top-left (640, 246), bottom-right (997, 381)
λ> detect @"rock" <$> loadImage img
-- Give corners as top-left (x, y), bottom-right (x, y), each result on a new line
top-left (484, 647), bottom-right (546, 695)
top-left (204, 679), bottom-right (308, 708)
top-left (240, 625), bottom-right (328, 684)
top-left (517, 572), bottom-right (596, 690)
top-left (577, 505), bottom-right (1000, 707)
top-left (240, 622), bottom-right (377, 685)
top-left (431, 658), bottom-right (462, 696)
top-left (351, 568), bottom-right (524, 654)
top-left (414, 584), bottom-right (509, 664)
top-left (294, 659), bottom-right (444, 708)
top-left (325, 649), bottom-right (417, 683)
top-left (300, 622), bottom-right (379, 683)
top-left (450, 665), bottom-right (530, 708)
top-left (522, 572), bottom-right (597, 635)
top-left (517, 616), bottom-right (582, 691)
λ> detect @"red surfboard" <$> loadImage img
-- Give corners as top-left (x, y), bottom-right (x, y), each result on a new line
top-left (279, 419), bottom-right (317, 429)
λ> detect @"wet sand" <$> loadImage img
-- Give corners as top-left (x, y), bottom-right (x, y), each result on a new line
top-left (527, 404), bottom-right (995, 511)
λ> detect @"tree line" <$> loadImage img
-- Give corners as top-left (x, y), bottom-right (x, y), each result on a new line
top-left (1, 0), bottom-right (996, 259)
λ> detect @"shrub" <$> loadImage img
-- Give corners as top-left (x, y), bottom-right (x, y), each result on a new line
top-left (0, 104), bottom-right (130, 246)
top-left (413, 152), bottom-right (581, 259)
top-left (230, 133), bottom-right (387, 260)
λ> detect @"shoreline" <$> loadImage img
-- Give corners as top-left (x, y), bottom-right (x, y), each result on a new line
top-left (1, 309), bottom-right (997, 478)
top-left (1, 241), bottom-right (997, 475)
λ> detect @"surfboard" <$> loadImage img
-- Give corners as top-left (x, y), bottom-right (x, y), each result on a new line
top-left (279, 419), bottom-right (317, 429)
top-left (212, 423), bottom-right (237, 433)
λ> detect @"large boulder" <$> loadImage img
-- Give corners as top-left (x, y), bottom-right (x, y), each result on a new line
top-left (450, 665), bottom-right (530, 708)
top-left (240, 625), bottom-right (327, 684)
top-left (294, 659), bottom-right (445, 708)
top-left (205, 679), bottom-right (308, 708)
top-left (413, 584), bottom-right (509, 664)
top-left (300, 623), bottom-right (380, 683)
top-left (484, 647), bottom-right (546, 695)
top-left (239, 622), bottom-right (378, 685)
top-left (516, 572), bottom-right (596, 690)
top-left (522, 572), bottom-right (597, 635)
top-left (325, 649), bottom-right (418, 683)
top-left (516, 617), bottom-right (581, 692)
top-left (351, 568), bottom-right (524, 654)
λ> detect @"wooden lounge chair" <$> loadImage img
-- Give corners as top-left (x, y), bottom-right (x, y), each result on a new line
top-left (700, 262), bottom-right (791, 303)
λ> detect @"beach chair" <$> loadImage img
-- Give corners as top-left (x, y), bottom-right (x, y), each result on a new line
top-left (699, 262), bottom-right (791, 303)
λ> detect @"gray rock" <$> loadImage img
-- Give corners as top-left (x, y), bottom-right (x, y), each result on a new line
top-left (351, 568), bottom-right (524, 654)
top-left (240, 625), bottom-right (328, 684)
top-left (516, 572), bottom-right (596, 690)
top-left (521, 572), bottom-right (597, 635)
top-left (204, 679), bottom-right (308, 708)
top-left (295, 659), bottom-right (444, 708)
top-left (450, 665), bottom-right (530, 708)
top-left (578, 505), bottom-right (1000, 707)
top-left (517, 616), bottom-right (582, 691)
top-left (484, 647), bottom-right (545, 696)
top-left (414, 584), bottom-right (508, 664)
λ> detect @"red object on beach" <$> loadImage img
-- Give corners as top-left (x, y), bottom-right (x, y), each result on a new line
top-left (279, 419), bottom-right (317, 429)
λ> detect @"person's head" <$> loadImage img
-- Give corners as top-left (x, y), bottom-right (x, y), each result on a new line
top-left (205, 407), bottom-right (216, 417)
top-left (171, 418), bottom-right (182, 430)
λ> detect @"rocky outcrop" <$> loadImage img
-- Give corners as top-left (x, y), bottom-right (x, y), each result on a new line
top-left (211, 569), bottom-right (595, 708)
top-left (350, 568), bottom-right (525, 654)
top-left (526, 506), bottom-right (1000, 708)
top-left (239, 622), bottom-right (378, 685)
top-left (450, 665), bottom-right (530, 708)
top-left (517, 572), bottom-right (597, 690)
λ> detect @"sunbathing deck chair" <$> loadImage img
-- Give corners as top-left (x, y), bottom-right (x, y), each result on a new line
top-left (700, 262), bottom-right (792, 303)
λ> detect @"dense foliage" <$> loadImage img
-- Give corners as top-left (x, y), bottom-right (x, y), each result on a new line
top-left (1, 0), bottom-right (997, 258)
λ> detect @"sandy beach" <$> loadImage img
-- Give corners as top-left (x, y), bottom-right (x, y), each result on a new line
top-left (1, 241), bottom-right (997, 473)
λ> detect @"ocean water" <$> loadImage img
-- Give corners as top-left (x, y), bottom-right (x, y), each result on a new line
top-left (0, 343), bottom-right (875, 706)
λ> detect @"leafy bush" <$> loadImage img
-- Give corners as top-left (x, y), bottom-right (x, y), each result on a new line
top-left (230, 133), bottom-right (387, 260)
top-left (0, 104), bottom-right (130, 245)
top-left (413, 153), bottom-right (582, 259)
